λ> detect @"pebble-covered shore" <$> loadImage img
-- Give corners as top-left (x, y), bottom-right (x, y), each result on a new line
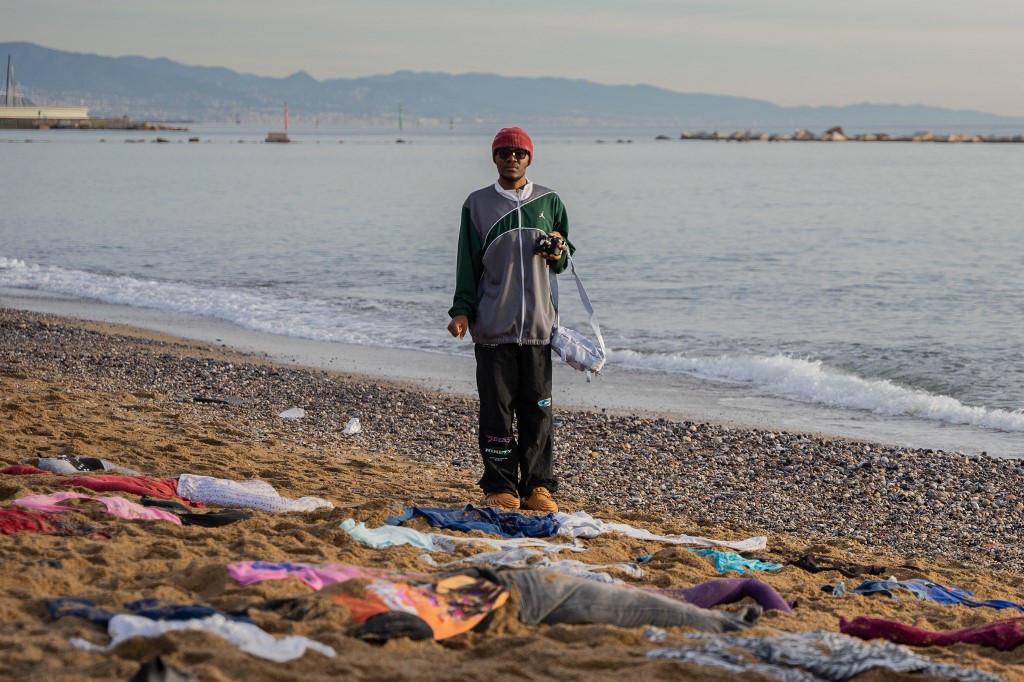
top-left (3, 307), bottom-right (1023, 572)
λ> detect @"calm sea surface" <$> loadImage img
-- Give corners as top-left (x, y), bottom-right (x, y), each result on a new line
top-left (2, 124), bottom-right (1023, 456)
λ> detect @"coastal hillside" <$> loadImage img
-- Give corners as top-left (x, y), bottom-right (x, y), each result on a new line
top-left (3, 41), bottom-right (1022, 128)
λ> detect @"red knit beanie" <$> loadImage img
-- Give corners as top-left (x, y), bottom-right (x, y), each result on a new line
top-left (492, 127), bottom-right (533, 158)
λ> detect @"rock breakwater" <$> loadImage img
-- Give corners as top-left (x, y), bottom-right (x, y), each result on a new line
top-left (667, 126), bottom-right (1024, 143)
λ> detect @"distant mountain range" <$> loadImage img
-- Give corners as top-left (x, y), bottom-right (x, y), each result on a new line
top-left (4, 41), bottom-right (1022, 129)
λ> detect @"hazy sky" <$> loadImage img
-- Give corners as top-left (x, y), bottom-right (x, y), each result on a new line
top-left (7, 0), bottom-right (1024, 116)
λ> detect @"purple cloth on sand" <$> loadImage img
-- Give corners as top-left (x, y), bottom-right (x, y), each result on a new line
top-left (657, 577), bottom-right (795, 614)
top-left (841, 615), bottom-right (1024, 651)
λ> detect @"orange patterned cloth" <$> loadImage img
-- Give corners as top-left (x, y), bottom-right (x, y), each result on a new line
top-left (333, 573), bottom-right (508, 640)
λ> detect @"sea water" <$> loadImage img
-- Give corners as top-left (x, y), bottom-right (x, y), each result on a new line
top-left (2, 124), bottom-right (1022, 457)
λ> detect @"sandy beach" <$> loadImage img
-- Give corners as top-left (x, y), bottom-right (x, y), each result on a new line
top-left (2, 306), bottom-right (1023, 681)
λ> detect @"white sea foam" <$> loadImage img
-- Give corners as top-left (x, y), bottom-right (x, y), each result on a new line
top-left (0, 258), bottom-right (435, 351)
top-left (610, 348), bottom-right (1024, 433)
top-left (4, 257), bottom-right (1022, 435)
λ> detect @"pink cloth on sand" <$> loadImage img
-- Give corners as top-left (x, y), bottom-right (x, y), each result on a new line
top-left (227, 561), bottom-right (422, 590)
top-left (12, 492), bottom-right (183, 525)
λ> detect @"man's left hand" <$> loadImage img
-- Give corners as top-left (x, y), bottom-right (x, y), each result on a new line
top-left (540, 231), bottom-right (568, 261)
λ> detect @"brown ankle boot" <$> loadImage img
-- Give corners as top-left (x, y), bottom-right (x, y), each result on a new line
top-left (480, 491), bottom-right (520, 511)
top-left (522, 487), bottom-right (558, 513)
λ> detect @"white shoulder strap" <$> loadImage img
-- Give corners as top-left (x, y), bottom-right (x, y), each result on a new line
top-left (552, 255), bottom-right (606, 357)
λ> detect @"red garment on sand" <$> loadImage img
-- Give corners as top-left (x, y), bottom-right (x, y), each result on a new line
top-left (61, 475), bottom-right (204, 508)
top-left (840, 614), bottom-right (1024, 651)
top-left (0, 465), bottom-right (54, 476)
top-left (0, 507), bottom-right (104, 537)
top-left (0, 507), bottom-right (59, 534)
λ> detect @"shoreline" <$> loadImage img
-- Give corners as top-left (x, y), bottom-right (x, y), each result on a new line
top-left (4, 305), bottom-right (1024, 570)
top-left (4, 289), bottom-right (1020, 459)
top-left (0, 289), bottom-right (768, 428)
top-left (2, 306), bottom-right (1024, 680)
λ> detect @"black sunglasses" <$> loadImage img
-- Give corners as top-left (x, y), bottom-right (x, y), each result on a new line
top-left (495, 147), bottom-right (530, 160)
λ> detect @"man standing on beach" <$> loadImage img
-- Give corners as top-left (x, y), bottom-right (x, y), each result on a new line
top-left (447, 127), bottom-right (572, 513)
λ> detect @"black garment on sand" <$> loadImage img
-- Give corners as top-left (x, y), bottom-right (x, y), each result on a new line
top-left (140, 496), bottom-right (251, 527)
top-left (62, 456), bottom-right (107, 471)
top-left (356, 611), bottom-right (435, 643)
top-left (47, 597), bottom-right (254, 625)
top-left (787, 553), bottom-right (887, 578)
top-left (129, 656), bottom-right (196, 682)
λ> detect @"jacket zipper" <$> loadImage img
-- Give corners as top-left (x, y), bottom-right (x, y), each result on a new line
top-left (516, 189), bottom-right (526, 344)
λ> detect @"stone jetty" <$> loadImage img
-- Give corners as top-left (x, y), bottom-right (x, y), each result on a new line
top-left (667, 126), bottom-right (1024, 143)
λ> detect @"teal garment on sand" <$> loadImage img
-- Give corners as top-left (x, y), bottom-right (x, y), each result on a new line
top-left (690, 548), bottom-right (784, 574)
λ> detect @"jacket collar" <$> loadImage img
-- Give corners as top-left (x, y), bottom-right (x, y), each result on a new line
top-left (493, 181), bottom-right (533, 201)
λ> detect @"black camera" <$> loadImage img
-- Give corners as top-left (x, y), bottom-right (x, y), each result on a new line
top-left (535, 234), bottom-right (564, 257)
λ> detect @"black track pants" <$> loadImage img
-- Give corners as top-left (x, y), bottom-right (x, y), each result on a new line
top-left (475, 343), bottom-right (556, 497)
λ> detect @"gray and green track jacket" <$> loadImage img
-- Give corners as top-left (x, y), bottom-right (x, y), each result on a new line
top-left (449, 181), bottom-right (575, 345)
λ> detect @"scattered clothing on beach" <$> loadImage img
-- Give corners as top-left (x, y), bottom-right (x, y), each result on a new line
top-left (495, 568), bottom-right (761, 633)
top-left (227, 561), bottom-right (418, 590)
top-left (334, 572), bottom-right (509, 641)
top-left (386, 506), bottom-right (768, 552)
top-left (128, 656), bottom-right (195, 682)
top-left (139, 497), bottom-right (250, 527)
top-left (421, 547), bottom-right (543, 569)
top-left (422, 547), bottom-right (642, 584)
top-left (0, 464), bottom-right (54, 476)
top-left (228, 560), bottom-right (506, 640)
top-left (49, 599), bottom-right (318, 665)
top-left (68, 613), bottom-right (335, 663)
top-left (12, 492), bottom-right (183, 525)
top-left (553, 510), bottom-right (768, 552)
top-left (175, 473), bottom-right (332, 512)
top-left (342, 518), bottom-right (457, 552)
top-left (689, 548), bottom-right (784, 574)
top-left (48, 597), bottom-right (254, 626)
top-left (783, 553), bottom-right (887, 578)
top-left (386, 505), bottom-right (560, 538)
top-left (62, 474), bottom-right (202, 508)
top-left (0, 507), bottom-right (107, 537)
top-left (48, 597), bottom-right (120, 625)
top-left (656, 577), bottom-right (796, 614)
top-left (25, 456), bottom-right (140, 476)
top-left (228, 560), bottom-right (759, 637)
top-left (355, 611), bottom-right (435, 642)
top-left (519, 556), bottom-right (642, 583)
top-left (6, 309), bottom-right (1024, 679)
top-left (341, 518), bottom-right (584, 554)
top-left (426, 556), bottom-right (793, 613)
top-left (841, 614), bottom-right (1024, 651)
top-left (846, 578), bottom-right (1024, 612)
top-left (647, 631), bottom-right (1004, 682)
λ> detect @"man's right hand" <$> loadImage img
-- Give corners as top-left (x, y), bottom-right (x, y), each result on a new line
top-left (447, 315), bottom-right (469, 339)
